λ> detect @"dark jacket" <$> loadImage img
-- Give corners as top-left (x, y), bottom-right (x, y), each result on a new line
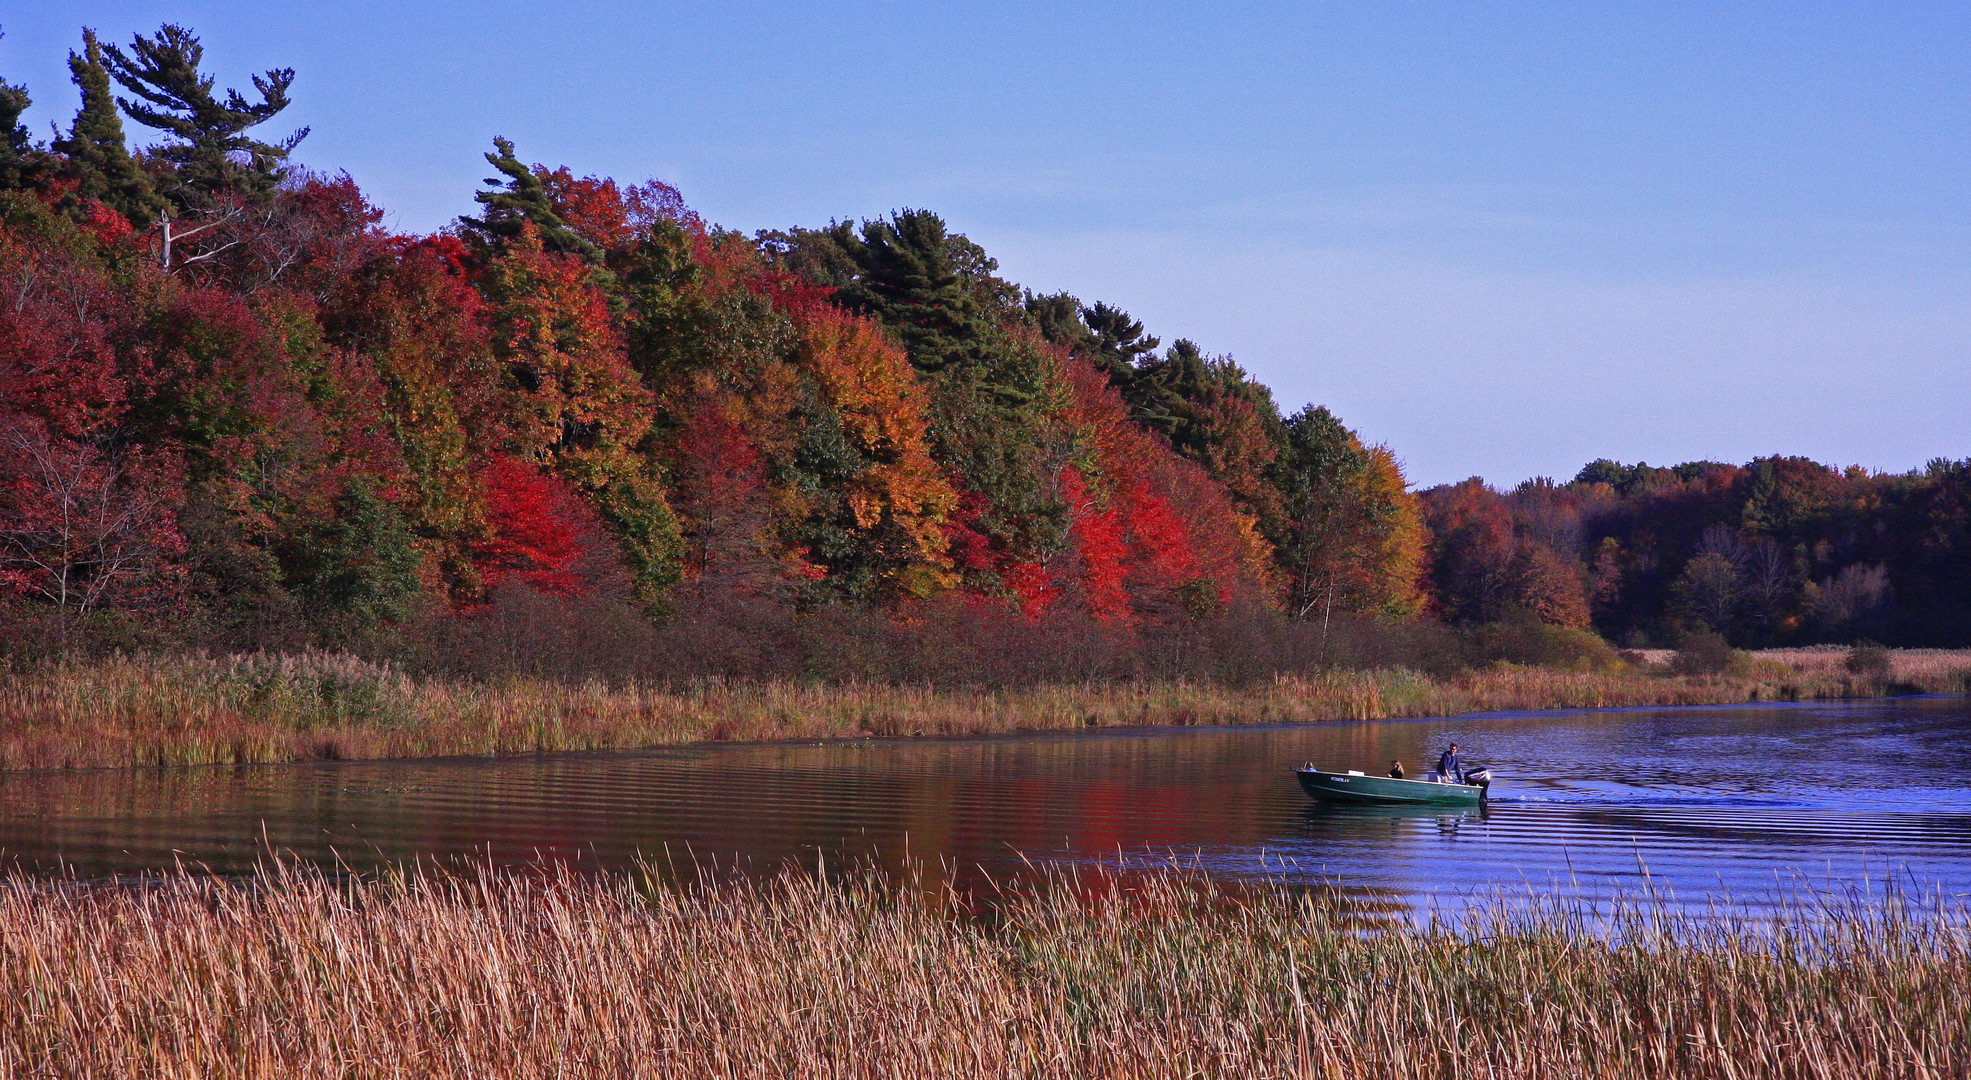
top-left (1437, 750), bottom-right (1461, 780)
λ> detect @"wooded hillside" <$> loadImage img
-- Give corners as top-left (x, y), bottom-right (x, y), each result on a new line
top-left (2, 25), bottom-right (1966, 672)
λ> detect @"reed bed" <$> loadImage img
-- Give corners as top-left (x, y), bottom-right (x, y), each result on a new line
top-left (0, 649), bottom-right (1966, 771)
top-left (1625, 645), bottom-right (1971, 685)
top-left (0, 860), bottom-right (1963, 1078)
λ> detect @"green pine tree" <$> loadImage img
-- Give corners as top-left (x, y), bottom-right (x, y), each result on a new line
top-left (1127, 338), bottom-right (1212, 450)
top-left (54, 29), bottom-right (162, 226)
top-left (1022, 290), bottom-right (1097, 355)
top-left (827, 210), bottom-right (1073, 576)
top-left (100, 24), bottom-right (306, 208)
top-left (0, 30), bottom-right (37, 191)
top-left (285, 481), bottom-right (425, 643)
top-left (1081, 301), bottom-right (1159, 391)
top-left (828, 210), bottom-right (988, 375)
top-left (458, 137), bottom-right (599, 261)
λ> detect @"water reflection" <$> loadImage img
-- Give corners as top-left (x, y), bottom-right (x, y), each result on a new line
top-left (1, 696), bottom-right (1968, 908)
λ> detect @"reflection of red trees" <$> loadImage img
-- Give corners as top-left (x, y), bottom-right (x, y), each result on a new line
top-left (471, 456), bottom-right (601, 597)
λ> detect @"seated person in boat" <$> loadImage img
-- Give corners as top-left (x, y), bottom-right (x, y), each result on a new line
top-left (1388, 760), bottom-right (1405, 779)
top-left (1436, 743), bottom-right (1463, 783)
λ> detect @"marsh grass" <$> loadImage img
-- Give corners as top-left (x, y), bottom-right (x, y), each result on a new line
top-left (0, 859), bottom-right (1963, 1078)
top-left (1, 648), bottom-right (1967, 770)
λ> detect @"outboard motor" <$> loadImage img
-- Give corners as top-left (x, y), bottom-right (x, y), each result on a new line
top-left (1462, 766), bottom-right (1493, 800)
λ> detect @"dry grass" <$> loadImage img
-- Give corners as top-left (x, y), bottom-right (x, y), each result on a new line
top-left (0, 860), bottom-right (1963, 1078)
top-left (1747, 646), bottom-right (1971, 683)
top-left (0, 649), bottom-right (1966, 771)
top-left (1624, 645), bottom-right (1971, 681)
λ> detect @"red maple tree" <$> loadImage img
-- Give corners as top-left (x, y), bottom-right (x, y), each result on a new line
top-left (470, 455), bottom-right (603, 597)
top-left (0, 415), bottom-right (185, 646)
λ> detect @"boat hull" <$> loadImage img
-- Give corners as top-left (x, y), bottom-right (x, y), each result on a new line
top-left (1295, 768), bottom-right (1485, 806)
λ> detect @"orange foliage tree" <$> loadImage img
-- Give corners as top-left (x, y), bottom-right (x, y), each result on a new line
top-left (1419, 478), bottom-right (1590, 627)
top-left (323, 235), bottom-right (505, 594)
top-left (792, 307), bottom-right (955, 597)
top-left (478, 222), bottom-right (680, 600)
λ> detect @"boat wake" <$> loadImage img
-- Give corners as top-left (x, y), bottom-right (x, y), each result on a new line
top-left (1492, 793), bottom-right (1815, 809)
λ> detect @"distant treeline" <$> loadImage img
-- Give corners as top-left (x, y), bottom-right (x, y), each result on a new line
top-left (0, 25), bottom-right (1965, 675)
top-left (1423, 458), bottom-right (1971, 649)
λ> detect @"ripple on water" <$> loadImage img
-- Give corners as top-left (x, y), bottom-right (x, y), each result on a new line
top-left (1, 696), bottom-right (1968, 909)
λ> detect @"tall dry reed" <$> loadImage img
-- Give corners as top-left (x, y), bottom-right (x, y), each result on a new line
top-left (0, 649), bottom-right (1966, 770)
top-left (0, 861), bottom-right (1962, 1078)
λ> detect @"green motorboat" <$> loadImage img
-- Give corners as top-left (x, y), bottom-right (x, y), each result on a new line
top-left (1294, 765), bottom-right (1491, 806)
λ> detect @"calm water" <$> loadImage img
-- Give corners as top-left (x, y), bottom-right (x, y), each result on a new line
top-left (3, 697), bottom-right (1970, 907)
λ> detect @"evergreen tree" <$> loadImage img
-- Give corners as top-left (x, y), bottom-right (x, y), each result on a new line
top-left (100, 24), bottom-right (306, 207)
top-left (827, 210), bottom-right (987, 375)
top-left (54, 29), bottom-right (162, 226)
top-left (1022, 290), bottom-right (1094, 354)
top-left (827, 210), bottom-right (1073, 580)
top-left (458, 137), bottom-right (599, 261)
top-left (1081, 301), bottom-right (1158, 389)
top-left (0, 33), bottom-right (36, 191)
top-left (284, 481), bottom-right (425, 642)
top-left (1127, 338), bottom-right (1211, 449)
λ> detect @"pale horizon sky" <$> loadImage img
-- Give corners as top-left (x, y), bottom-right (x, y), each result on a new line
top-left (5, 2), bottom-right (1966, 487)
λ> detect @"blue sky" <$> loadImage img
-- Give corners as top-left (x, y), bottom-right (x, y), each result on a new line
top-left (6, 2), bottom-right (1967, 486)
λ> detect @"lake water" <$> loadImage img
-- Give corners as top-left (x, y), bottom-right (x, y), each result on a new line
top-left (3, 696), bottom-right (1969, 909)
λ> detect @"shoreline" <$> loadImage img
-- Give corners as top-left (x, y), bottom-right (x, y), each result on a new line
top-left (4, 687), bottom-right (1966, 781)
top-left (2, 648), bottom-right (1966, 773)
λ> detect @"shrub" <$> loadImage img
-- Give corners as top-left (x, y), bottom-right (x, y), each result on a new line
top-left (1670, 630), bottom-right (1737, 676)
top-left (1844, 641), bottom-right (1892, 677)
top-left (1465, 621), bottom-right (1627, 672)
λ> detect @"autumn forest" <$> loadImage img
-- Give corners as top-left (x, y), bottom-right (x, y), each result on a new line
top-left (3, 26), bottom-right (1969, 685)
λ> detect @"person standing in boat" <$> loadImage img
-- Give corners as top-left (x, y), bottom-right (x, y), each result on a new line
top-left (1436, 743), bottom-right (1463, 784)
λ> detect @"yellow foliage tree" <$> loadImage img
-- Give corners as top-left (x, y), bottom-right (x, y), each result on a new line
top-left (1279, 406), bottom-right (1427, 620)
top-left (794, 308), bottom-right (955, 596)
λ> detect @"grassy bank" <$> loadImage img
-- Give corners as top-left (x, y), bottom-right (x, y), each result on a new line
top-left (0, 648), bottom-right (1966, 771)
top-left (0, 861), bottom-right (1962, 1077)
